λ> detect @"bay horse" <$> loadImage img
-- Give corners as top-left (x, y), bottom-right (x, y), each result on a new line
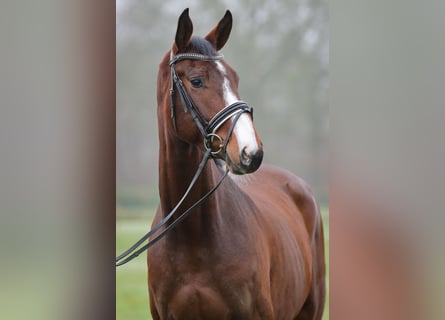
top-left (148, 9), bottom-right (325, 320)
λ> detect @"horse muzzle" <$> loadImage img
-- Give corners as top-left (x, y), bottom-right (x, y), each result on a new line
top-left (227, 146), bottom-right (263, 175)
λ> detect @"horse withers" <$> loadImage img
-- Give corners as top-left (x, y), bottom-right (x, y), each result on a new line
top-left (148, 8), bottom-right (325, 320)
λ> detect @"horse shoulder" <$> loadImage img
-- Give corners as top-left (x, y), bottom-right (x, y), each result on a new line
top-left (236, 164), bottom-right (322, 317)
top-left (246, 164), bottom-right (321, 245)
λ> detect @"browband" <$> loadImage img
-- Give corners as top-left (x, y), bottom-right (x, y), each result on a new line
top-left (169, 53), bottom-right (224, 66)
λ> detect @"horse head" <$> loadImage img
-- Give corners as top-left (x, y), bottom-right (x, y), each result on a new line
top-left (158, 8), bottom-right (263, 174)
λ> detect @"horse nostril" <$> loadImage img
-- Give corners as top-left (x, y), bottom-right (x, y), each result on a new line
top-left (241, 147), bottom-right (252, 166)
top-left (234, 147), bottom-right (263, 174)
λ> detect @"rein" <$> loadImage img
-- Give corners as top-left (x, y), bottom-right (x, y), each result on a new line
top-left (116, 149), bottom-right (228, 267)
top-left (115, 52), bottom-right (252, 267)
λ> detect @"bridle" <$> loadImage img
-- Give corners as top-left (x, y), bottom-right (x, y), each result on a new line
top-left (116, 52), bottom-right (253, 267)
top-left (169, 52), bottom-right (253, 156)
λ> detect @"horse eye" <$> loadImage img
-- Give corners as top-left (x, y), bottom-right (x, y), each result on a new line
top-left (190, 78), bottom-right (204, 88)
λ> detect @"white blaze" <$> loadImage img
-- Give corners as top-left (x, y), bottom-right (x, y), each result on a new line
top-left (215, 61), bottom-right (259, 154)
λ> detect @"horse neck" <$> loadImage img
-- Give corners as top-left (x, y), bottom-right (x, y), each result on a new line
top-left (158, 125), bottom-right (224, 241)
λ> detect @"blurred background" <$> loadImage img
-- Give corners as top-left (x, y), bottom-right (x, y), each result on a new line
top-left (2, 1), bottom-right (444, 319)
top-left (117, 0), bottom-right (329, 215)
top-left (2, 1), bottom-right (445, 320)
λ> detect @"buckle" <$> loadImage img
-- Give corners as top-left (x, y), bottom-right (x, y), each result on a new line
top-left (204, 133), bottom-right (224, 155)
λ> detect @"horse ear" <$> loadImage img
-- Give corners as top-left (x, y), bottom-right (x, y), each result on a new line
top-left (174, 8), bottom-right (193, 53)
top-left (205, 10), bottom-right (232, 51)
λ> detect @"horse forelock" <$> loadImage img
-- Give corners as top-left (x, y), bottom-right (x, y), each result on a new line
top-left (165, 36), bottom-right (217, 73)
top-left (185, 36), bottom-right (217, 55)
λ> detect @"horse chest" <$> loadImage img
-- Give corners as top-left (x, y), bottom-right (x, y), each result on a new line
top-left (150, 245), bottom-right (262, 319)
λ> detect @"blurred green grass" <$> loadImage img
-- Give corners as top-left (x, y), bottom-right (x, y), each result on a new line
top-left (116, 214), bottom-right (153, 320)
top-left (116, 206), bottom-right (329, 319)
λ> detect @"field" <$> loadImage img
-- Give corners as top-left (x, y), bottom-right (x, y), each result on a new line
top-left (116, 207), bottom-right (329, 319)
